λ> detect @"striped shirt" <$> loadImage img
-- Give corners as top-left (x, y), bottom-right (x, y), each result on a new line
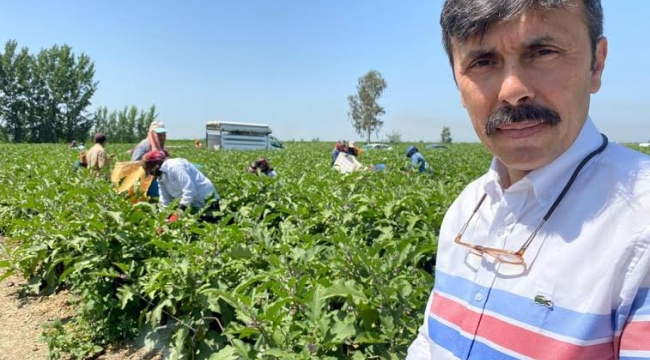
top-left (407, 118), bottom-right (650, 360)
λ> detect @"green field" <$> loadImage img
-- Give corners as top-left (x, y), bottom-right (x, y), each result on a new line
top-left (0, 141), bottom-right (647, 359)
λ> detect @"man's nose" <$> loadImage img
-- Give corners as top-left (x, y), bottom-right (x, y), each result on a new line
top-left (497, 63), bottom-right (535, 106)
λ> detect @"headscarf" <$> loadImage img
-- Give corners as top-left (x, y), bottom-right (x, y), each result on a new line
top-left (142, 150), bottom-right (168, 166)
top-left (249, 158), bottom-right (272, 174)
top-left (148, 130), bottom-right (164, 152)
top-left (335, 139), bottom-right (347, 152)
top-left (406, 145), bottom-right (418, 158)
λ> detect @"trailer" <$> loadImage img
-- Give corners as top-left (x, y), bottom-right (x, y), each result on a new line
top-left (205, 121), bottom-right (283, 150)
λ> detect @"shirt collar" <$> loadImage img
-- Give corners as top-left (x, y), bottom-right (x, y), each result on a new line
top-left (483, 117), bottom-right (603, 207)
top-left (159, 160), bottom-right (170, 174)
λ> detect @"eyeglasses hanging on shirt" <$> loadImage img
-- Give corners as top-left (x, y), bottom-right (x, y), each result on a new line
top-left (454, 134), bottom-right (609, 273)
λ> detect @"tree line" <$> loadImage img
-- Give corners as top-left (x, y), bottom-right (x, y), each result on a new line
top-left (91, 105), bottom-right (158, 143)
top-left (0, 40), bottom-right (157, 144)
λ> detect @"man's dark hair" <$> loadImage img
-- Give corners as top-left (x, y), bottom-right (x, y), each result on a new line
top-left (94, 133), bottom-right (106, 144)
top-left (440, 0), bottom-right (603, 71)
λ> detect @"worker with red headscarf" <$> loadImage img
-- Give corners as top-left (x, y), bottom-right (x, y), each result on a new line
top-left (141, 150), bottom-right (220, 223)
top-left (247, 157), bottom-right (277, 177)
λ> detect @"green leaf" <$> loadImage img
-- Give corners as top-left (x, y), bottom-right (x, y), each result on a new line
top-left (148, 239), bottom-right (174, 250)
top-left (354, 331), bottom-right (384, 344)
top-left (229, 245), bottom-right (253, 259)
top-left (151, 299), bottom-right (173, 324)
top-left (321, 280), bottom-right (367, 302)
top-left (117, 286), bottom-right (135, 309)
top-left (174, 326), bottom-right (189, 355)
top-left (209, 346), bottom-right (239, 360)
top-left (330, 320), bottom-right (356, 343)
top-left (262, 348), bottom-right (302, 359)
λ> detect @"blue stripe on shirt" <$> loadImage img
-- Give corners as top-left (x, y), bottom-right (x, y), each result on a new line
top-left (434, 270), bottom-right (613, 341)
top-left (630, 288), bottom-right (650, 316)
top-left (428, 316), bottom-right (519, 360)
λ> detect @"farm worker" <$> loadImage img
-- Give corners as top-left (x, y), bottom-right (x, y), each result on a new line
top-left (194, 138), bottom-right (202, 149)
top-left (247, 157), bottom-right (277, 177)
top-left (405, 145), bottom-right (426, 173)
top-left (71, 141), bottom-right (88, 171)
top-left (132, 121), bottom-right (169, 161)
top-left (407, 0), bottom-right (650, 359)
top-left (347, 141), bottom-right (361, 157)
top-left (331, 140), bottom-right (347, 166)
top-left (141, 150), bottom-right (221, 223)
top-left (84, 133), bottom-right (114, 177)
top-left (132, 121), bottom-right (169, 197)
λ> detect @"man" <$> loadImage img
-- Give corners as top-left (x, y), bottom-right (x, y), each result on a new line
top-left (247, 157), bottom-right (277, 177)
top-left (406, 145), bottom-right (426, 173)
top-left (141, 150), bottom-right (220, 223)
top-left (84, 133), bottom-right (113, 177)
top-left (407, 1), bottom-right (650, 359)
top-left (132, 121), bottom-right (169, 197)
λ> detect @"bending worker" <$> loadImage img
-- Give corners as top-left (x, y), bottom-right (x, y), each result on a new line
top-left (141, 150), bottom-right (220, 223)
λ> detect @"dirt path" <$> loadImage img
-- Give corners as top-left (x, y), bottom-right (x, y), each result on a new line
top-left (0, 271), bottom-right (163, 360)
top-left (0, 272), bottom-right (69, 360)
top-left (0, 235), bottom-right (165, 360)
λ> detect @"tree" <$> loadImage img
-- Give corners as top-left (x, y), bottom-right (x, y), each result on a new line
top-left (0, 41), bottom-right (33, 143)
top-left (385, 130), bottom-right (402, 143)
top-left (347, 70), bottom-right (387, 143)
top-left (441, 126), bottom-right (452, 143)
top-left (0, 40), bottom-right (98, 143)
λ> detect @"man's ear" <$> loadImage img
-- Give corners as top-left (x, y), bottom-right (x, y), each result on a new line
top-left (590, 36), bottom-right (608, 94)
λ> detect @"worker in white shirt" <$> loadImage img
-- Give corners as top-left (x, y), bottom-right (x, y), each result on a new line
top-left (141, 150), bottom-right (220, 223)
top-left (407, 0), bottom-right (650, 359)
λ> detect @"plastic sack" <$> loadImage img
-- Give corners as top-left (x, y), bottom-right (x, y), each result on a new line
top-left (333, 153), bottom-right (364, 174)
top-left (110, 161), bottom-right (154, 198)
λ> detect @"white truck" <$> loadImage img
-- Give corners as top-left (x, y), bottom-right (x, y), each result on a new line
top-left (205, 121), bottom-right (283, 150)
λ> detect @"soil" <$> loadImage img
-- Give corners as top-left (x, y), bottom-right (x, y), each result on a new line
top-left (0, 238), bottom-right (164, 360)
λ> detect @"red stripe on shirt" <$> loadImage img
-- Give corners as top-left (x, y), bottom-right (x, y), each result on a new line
top-left (429, 292), bottom-right (615, 360)
top-left (620, 320), bottom-right (650, 351)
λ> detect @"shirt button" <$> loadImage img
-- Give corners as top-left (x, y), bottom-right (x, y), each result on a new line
top-left (475, 292), bottom-right (483, 302)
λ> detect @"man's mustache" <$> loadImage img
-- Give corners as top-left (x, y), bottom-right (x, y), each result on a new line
top-left (485, 104), bottom-right (561, 136)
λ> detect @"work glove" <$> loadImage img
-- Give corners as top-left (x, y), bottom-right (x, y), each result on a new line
top-left (157, 213), bottom-right (179, 235)
top-left (167, 213), bottom-right (179, 223)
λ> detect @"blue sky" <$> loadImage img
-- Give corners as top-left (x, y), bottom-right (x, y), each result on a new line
top-left (1, 1), bottom-right (649, 143)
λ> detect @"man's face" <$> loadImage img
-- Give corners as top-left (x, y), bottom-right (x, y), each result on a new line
top-left (143, 163), bottom-right (160, 177)
top-left (157, 132), bottom-right (166, 143)
top-left (450, 2), bottom-right (607, 172)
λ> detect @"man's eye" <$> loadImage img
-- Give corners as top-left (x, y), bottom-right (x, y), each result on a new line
top-left (470, 59), bottom-right (494, 68)
top-left (534, 48), bottom-right (557, 57)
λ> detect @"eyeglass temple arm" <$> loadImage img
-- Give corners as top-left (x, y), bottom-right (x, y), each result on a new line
top-left (515, 218), bottom-right (546, 255)
top-left (456, 193), bottom-right (488, 241)
top-left (516, 134), bottom-right (608, 255)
